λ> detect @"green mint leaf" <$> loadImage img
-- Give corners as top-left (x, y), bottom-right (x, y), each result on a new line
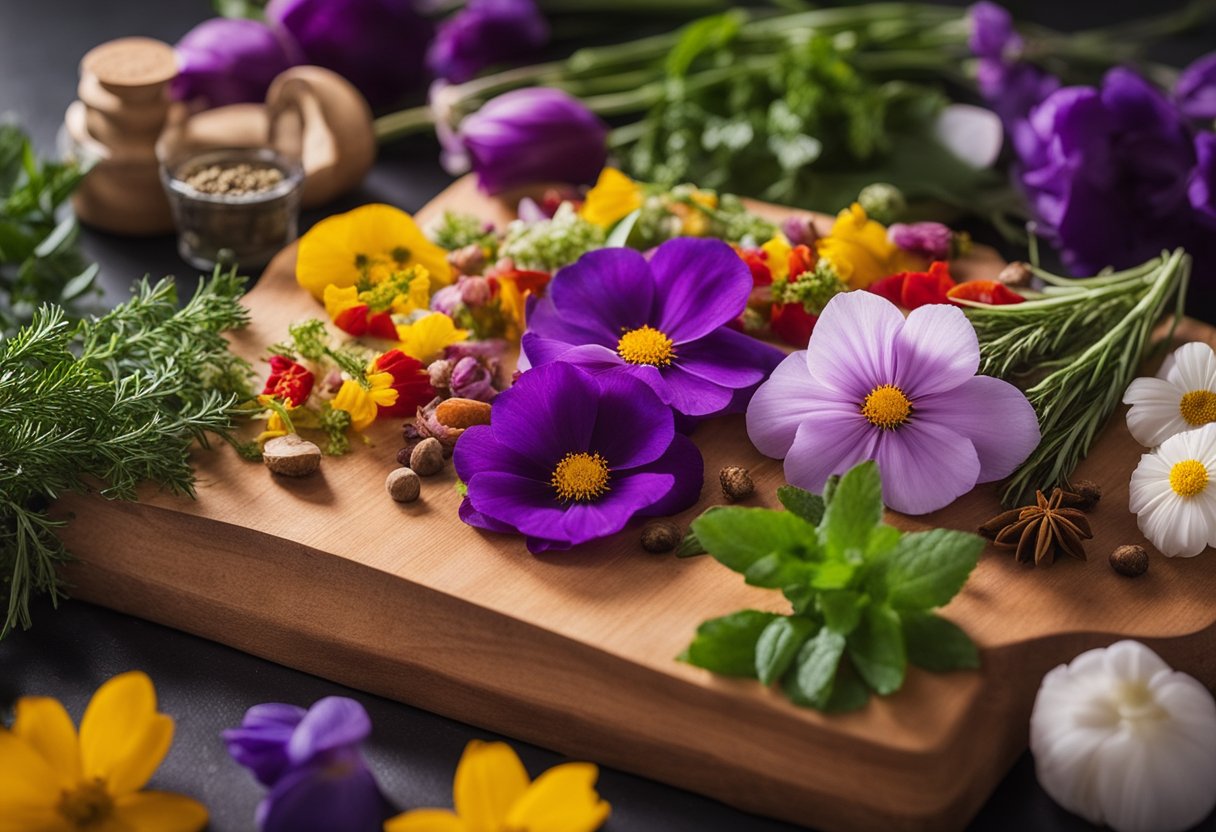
top-left (847, 603), bottom-right (906, 695)
top-left (881, 529), bottom-right (984, 611)
top-left (744, 552), bottom-right (812, 589)
top-left (809, 560), bottom-right (855, 590)
top-left (755, 615), bottom-right (817, 685)
top-left (782, 627), bottom-right (846, 708)
top-left (817, 590), bottom-right (865, 635)
top-left (822, 658), bottom-right (871, 713)
top-left (681, 610), bottom-right (778, 677)
top-left (777, 484), bottom-right (825, 525)
top-left (691, 507), bottom-right (814, 574)
top-left (674, 506), bottom-right (726, 558)
top-left (902, 611), bottom-right (980, 672)
top-left (822, 474), bottom-right (841, 507)
top-left (865, 524), bottom-right (902, 559)
top-left (782, 585), bottom-right (815, 615)
top-left (820, 461), bottom-right (883, 560)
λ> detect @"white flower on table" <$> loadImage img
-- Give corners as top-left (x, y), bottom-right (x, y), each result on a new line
top-left (1123, 341), bottom-right (1216, 447)
top-left (1128, 422), bottom-right (1216, 557)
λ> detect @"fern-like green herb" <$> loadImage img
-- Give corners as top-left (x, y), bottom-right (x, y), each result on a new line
top-left (961, 250), bottom-right (1190, 506)
top-left (0, 268), bottom-right (253, 636)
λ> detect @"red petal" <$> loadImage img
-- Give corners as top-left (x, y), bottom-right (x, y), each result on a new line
top-left (788, 244), bottom-right (816, 279)
top-left (366, 312), bottom-right (400, 340)
top-left (900, 261), bottom-right (955, 309)
top-left (771, 303), bottom-right (817, 347)
top-left (737, 248), bottom-right (772, 286)
top-left (868, 273), bottom-right (907, 305)
top-left (333, 304), bottom-right (371, 336)
top-left (947, 279), bottom-right (1026, 305)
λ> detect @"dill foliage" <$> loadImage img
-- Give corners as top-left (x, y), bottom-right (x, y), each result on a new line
top-left (0, 269), bottom-right (253, 636)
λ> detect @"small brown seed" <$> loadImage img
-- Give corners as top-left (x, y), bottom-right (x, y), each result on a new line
top-left (997, 261), bottom-right (1034, 288)
top-left (720, 466), bottom-right (755, 501)
top-left (262, 434), bottom-right (321, 477)
top-left (435, 397), bottom-right (492, 430)
top-left (386, 467), bottom-right (421, 502)
top-left (395, 446), bottom-right (412, 467)
top-left (1060, 479), bottom-right (1102, 512)
top-left (1110, 544), bottom-right (1148, 578)
top-left (410, 437), bottom-right (445, 476)
top-left (641, 521), bottom-right (681, 553)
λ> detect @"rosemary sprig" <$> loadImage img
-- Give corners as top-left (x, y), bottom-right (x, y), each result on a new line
top-left (0, 268), bottom-right (253, 636)
top-left (961, 250), bottom-right (1190, 506)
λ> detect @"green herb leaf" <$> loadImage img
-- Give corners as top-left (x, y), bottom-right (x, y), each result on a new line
top-left (777, 484), bottom-right (825, 525)
top-left (902, 611), bottom-right (980, 672)
top-left (665, 11), bottom-right (744, 78)
top-left (879, 529), bottom-right (983, 611)
top-left (691, 506), bottom-right (814, 574)
top-left (822, 658), bottom-right (870, 713)
top-left (783, 628), bottom-right (846, 708)
top-left (817, 590), bottom-right (865, 635)
top-left (681, 610), bottom-right (777, 677)
top-left (820, 460), bottom-right (882, 559)
top-left (744, 552), bottom-right (812, 589)
top-left (755, 615), bottom-right (817, 685)
top-left (847, 603), bottom-right (906, 695)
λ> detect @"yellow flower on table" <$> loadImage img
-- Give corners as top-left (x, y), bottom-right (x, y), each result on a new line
top-left (816, 203), bottom-right (919, 289)
top-left (385, 740), bottom-right (610, 832)
top-left (580, 167), bottom-right (643, 227)
top-left (331, 372), bottom-right (398, 432)
top-left (396, 313), bottom-right (469, 364)
top-left (0, 671), bottom-right (207, 832)
top-left (296, 203), bottom-right (452, 300)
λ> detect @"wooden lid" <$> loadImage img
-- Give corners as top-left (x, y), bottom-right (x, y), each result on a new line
top-left (81, 37), bottom-right (177, 96)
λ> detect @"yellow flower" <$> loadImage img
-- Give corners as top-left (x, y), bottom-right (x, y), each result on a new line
top-left (0, 671), bottom-right (207, 832)
top-left (761, 234), bottom-right (793, 282)
top-left (672, 189), bottom-right (718, 236)
top-left (580, 167), bottom-right (643, 227)
top-left (331, 372), bottom-right (398, 431)
top-left (256, 404), bottom-right (292, 446)
top-left (815, 203), bottom-right (919, 289)
top-left (296, 204), bottom-right (452, 300)
top-left (323, 283), bottom-right (363, 320)
top-left (384, 740), bottom-right (610, 832)
top-left (396, 313), bottom-right (469, 364)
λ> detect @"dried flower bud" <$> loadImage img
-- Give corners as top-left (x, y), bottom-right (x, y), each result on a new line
top-left (447, 243), bottom-right (487, 276)
top-left (428, 359), bottom-right (455, 392)
top-left (1109, 544), bottom-right (1149, 577)
top-left (410, 437), bottom-right (445, 476)
top-left (640, 520), bottom-right (681, 553)
top-left (459, 275), bottom-right (492, 306)
top-left (998, 261), bottom-right (1034, 288)
top-left (720, 466), bottom-right (755, 501)
top-left (430, 284), bottom-right (463, 316)
top-left (1060, 479), bottom-right (1102, 511)
top-left (449, 356), bottom-right (497, 401)
top-left (415, 399), bottom-right (464, 449)
top-left (386, 467), bottom-right (421, 502)
top-left (781, 215), bottom-right (818, 248)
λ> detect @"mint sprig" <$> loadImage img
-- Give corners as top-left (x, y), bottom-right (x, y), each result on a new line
top-left (680, 461), bottom-right (983, 712)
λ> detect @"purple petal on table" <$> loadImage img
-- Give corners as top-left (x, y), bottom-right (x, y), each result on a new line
top-left (650, 238), bottom-right (752, 342)
top-left (893, 303), bottom-right (980, 397)
top-left (805, 291), bottom-right (904, 401)
top-left (526, 535), bottom-right (573, 554)
top-left (1177, 53), bottom-right (1216, 120)
top-left (488, 363), bottom-right (598, 460)
top-left (782, 410), bottom-right (879, 494)
top-left (874, 420), bottom-right (981, 515)
top-left (467, 470), bottom-right (571, 539)
top-left (746, 352), bottom-right (840, 458)
top-left (458, 495), bottom-right (519, 535)
top-left (453, 425), bottom-right (548, 483)
top-left (657, 363), bottom-right (735, 417)
top-left (633, 433), bottom-right (705, 517)
top-left (675, 326), bottom-right (784, 389)
top-left (915, 375), bottom-right (1040, 482)
top-left (259, 751), bottom-right (391, 832)
top-left (286, 697), bottom-right (370, 767)
top-left (223, 703), bottom-right (306, 788)
top-left (588, 371), bottom-right (674, 469)
top-left (548, 247), bottom-right (656, 338)
top-left (557, 472), bottom-right (676, 544)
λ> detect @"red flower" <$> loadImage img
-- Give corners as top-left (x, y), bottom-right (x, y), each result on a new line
top-left (946, 280), bottom-right (1025, 306)
top-left (867, 261), bottom-right (956, 310)
top-left (770, 302), bottom-right (818, 347)
top-left (372, 349), bottom-right (435, 417)
top-left (736, 247), bottom-right (772, 286)
top-left (332, 304), bottom-right (399, 340)
top-left (262, 356), bottom-right (314, 407)
top-left (787, 244), bottom-right (816, 280)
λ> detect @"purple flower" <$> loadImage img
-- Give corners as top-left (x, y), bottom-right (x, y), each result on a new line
top-left (968, 2), bottom-right (1059, 135)
top-left (521, 238), bottom-right (784, 419)
top-left (172, 18), bottom-right (301, 108)
top-left (450, 88), bottom-right (608, 193)
top-left (430, 283), bottom-right (463, 316)
top-left (427, 0), bottom-right (549, 84)
top-left (888, 222), bottom-right (953, 260)
top-left (454, 362), bottom-right (703, 553)
top-left (781, 215), bottom-right (818, 247)
top-left (1177, 53), bottom-right (1216, 121)
top-left (1192, 132), bottom-right (1216, 226)
top-left (450, 355), bottom-right (497, 400)
top-left (266, 0), bottom-right (433, 107)
top-left (746, 291), bottom-right (1039, 515)
top-left (224, 697), bottom-right (392, 832)
top-left (968, 1), bottom-right (1019, 59)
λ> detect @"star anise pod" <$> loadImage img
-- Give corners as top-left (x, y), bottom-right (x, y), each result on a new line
top-left (980, 488), bottom-right (1094, 566)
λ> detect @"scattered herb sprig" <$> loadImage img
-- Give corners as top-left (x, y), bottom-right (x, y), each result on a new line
top-left (0, 269), bottom-right (253, 636)
top-left (681, 462), bottom-right (983, 712)
top-left (961, 249), bottom-right (1190, 506)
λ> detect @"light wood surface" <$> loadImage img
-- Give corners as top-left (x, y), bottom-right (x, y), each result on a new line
top-left (57, 176), bottom-right (1216, 832)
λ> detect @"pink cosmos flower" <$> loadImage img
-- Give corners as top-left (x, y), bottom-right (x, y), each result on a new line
top-left (746, 291), bottom-right (1040, 514)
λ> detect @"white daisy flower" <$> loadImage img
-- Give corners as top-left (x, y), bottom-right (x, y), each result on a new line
top-left (1129, 423), bottom-right (1216, 557)
top-left (1123, 341), bottom-right (1216, 447)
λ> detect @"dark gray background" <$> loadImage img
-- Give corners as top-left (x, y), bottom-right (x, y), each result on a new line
top-left (2, 1), bottom-right (1214, 830)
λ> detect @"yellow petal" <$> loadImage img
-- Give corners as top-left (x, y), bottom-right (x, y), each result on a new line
top-left (761, 235), bottom-right (792, 283)
top-left (384, 808), bottom-right (467, 832)
top-left (504, 762), bottom-right (610, 832)
top-left (0, 808), bottom-right (69, 832)
top-left (113, 790), bottom-right (208, 832)
top-left (324, 283), bottom-right (361, 318)
top-left (397, 314), bottom-right (468, 365)
top-left (0, 728), bottom-right (60, 817)
top-left (580, 168), bottom-right (643, 227)
top-left (13, 697), bottom-right (81, 788)
top-left (79, 672), bottom-right (172, 795)
top-left (453, 741), bottom-right (530, 832)
top-left (332, 380), bottom-right (379, 431)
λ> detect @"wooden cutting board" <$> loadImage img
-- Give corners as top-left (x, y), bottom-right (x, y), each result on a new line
top-left (57, 176), bottom-right (1216, 832)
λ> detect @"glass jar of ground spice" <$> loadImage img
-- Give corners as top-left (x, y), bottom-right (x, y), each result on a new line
top-left (161, 147), bottom-right (304, 270)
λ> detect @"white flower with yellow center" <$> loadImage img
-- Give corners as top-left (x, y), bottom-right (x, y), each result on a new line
top-left (1128, 423), bottom-right (1216, 557)
top-left (1123, 341), bottom-right (1216, 447)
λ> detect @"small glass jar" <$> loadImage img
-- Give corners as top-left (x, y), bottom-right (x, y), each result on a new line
top-left (161, 147), bottom-right (304, 271)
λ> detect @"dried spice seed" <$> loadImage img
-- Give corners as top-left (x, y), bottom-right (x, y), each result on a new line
top-left (183, 162), bottom-right (284, 196)
top-left (984, 488), bottom-right (1093, 566)
top-left (720, 466), bottom-right (755, 501)
top-left (1110, 544), bottom-right (1149, 577)
top-left (410, 437), bottom-right (445, 476)
top-left (263, 434), bottom-right (321, 477)
top-left (1060, 479), bottom-right (1102, 511)
top-left (997, 261), bottom-right (1033, 288)
top-left (435, 397), bottom-right (492, 430)
top-left (386, 467), bottom-right (421, 502)
top-left (641, 520), bottom-right (682, 553)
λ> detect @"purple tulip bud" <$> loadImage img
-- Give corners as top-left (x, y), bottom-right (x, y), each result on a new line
top-left (780, 215), bottom-right (818, 247)
top-left (430, 283), bottom-right (463, 316)
top-left (449, 356), bottom-right (497, 401)
top-left (173, 18), bottom-right (301, 108)
top-left (968, 2), bottom-right (1020, 60)
top-left (888, 222), bottom-right (955, 260)
top-left (451, 87), bottom-right (608, 194)
top-left (266, 0), bottom-right (433, 107)
top-left (427, 0), bottom-right (548, 84)
top-left (458, 275), bottom-right (492, 306)
top-left (444, 337), bottom-right (508, 367)
top-left (1177, 53), bottom-right (1216, 121)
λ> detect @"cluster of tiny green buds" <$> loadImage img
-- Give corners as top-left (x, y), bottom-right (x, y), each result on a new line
top-left (500, 203), bottom-right (605, 271)
top-left (430, 211), bottom-right (497, 253)
top-left (856, 182), bottom-right (906, 225)
top-left (775, 258), bottom-right (847, 315)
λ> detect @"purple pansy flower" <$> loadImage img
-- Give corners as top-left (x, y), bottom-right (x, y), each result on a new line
top-left (173, 18), bottom-right (301, 108)
top-left (1177, 53), bottom-right (1216, 121)
top-left (427, 0), bottom-right (549, 84)
top-left (454, 362), bottom-right (703, 553)
top-left (746, 291), bottom-right (1039, 515)
top-left (521, 238), bottom-right (785, 419)
top-left (224, 697), bottom-right (392, 832)
top-left (969, 2), bottom-right (1059, 132)
top-left (888, 222), bottom-right (954, 260)
top-left (266, 0), bottom-right (433, 107)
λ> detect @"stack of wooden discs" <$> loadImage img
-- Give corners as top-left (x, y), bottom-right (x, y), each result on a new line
top-left (64, 37), bottom-right (177, 235)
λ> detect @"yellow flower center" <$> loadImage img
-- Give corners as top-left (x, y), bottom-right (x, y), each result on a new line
top-left (616, 326), bottom-right (674, 367)
top-left (1179, 389), bottom-right (1216, 426)
top-left (58, 779), bottom-right (113, 828)
top-left (861, 384), bottom-right (912, 429)
top-left (551, 452), bottom-right (611, 502)
top-left (1169, 459), bottom-right (1209, 498)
